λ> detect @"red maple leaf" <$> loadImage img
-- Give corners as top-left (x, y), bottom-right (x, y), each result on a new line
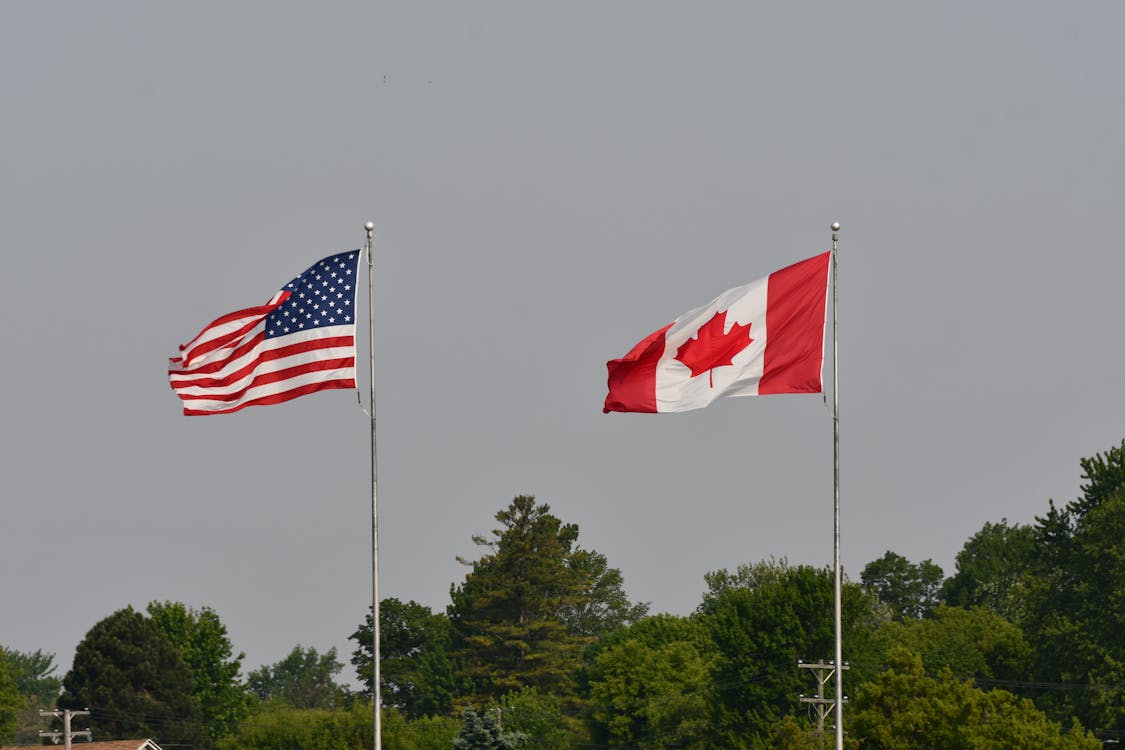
top-left (674, 310), bottom-right (754, 387)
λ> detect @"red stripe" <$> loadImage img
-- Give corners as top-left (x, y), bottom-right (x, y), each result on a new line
top-left (603, 323), bottom-right (672, 413)
top-left (175, 357), bottom-right (355, 403)
top-left (181, 378), bottom-right (356, 416)
top-left (170, 335), bottom-right (354, 387)
top-left (179, 292), bottom-right (290, 363)
top-left (759, 252), bottom-right (830, 395)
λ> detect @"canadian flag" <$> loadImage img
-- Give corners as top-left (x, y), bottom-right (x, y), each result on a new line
top-left (603, 252), bottom-right (831, 413)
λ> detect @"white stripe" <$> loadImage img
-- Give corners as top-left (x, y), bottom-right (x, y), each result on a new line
top-left (180, 368), bottom-right (357, 413)
top-left (177, 292), bottom-right (285, 366)
top-left (170, 344), bottom-right (356, 396)
top-left (653, 275), bottom-right (769, 413)
top-left (170, 324), bottom-right (355, 381)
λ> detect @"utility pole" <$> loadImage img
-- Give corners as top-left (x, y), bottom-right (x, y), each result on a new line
top-left (798, 659), bottom-right (849, 736)
top-left (39, 709), bottom-right (92, 749)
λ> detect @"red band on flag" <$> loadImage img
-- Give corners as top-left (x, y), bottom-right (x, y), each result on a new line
top-left (759, 251), bottom-right (831, 394)
top-left (603, 323), bottom-right (672, 413)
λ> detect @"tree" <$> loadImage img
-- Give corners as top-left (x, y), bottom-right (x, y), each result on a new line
top-left (58, 606), bottom-right (204, 748)
top-left (846, 647), bottom-right (1100, 749)
top-left (453, 708), bottom-right (527, 750)
top-left (585, 615), bottom-right (716, 749)
top-left (147, 601), bottom-right (251, 743)
top-left (940, 519), bottom-right (1035, 620)
top-left (698, 560), bottom-right (879, 748)
top-left (350, 598), bottom-right (460, 718)
top-left (0, 647), bottom-right (62, 744)
top-left (449, 495), bottom-right (642, 706)
top-left (860, 551), bottom-right (944, 620)
top-left (246, 645), bottom-right (349, 709)
top-left (0, 653), bottom-right (20, 744)
top-left (487, 687), bottom-right (570, 750)
top-left (558, 550), bottom-right (649, 638)
top-left (871, 605), bottom-right (1031, 683)
top-left (216, 701), bottom-right (371, 750)
top-left (1019, 441), bottom-right (1125, 733)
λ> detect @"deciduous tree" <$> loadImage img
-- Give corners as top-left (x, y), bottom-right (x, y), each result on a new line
top-left (147, 600), bottom-right (251, 743)
top-left (351, 598), bottom-right (460, 718)
top-left (846, 647), bottom-right (1099, 749)
top-left (860, 551), bottom-right (943, 620)
top-left (246, 645), bottom-right (348, 709)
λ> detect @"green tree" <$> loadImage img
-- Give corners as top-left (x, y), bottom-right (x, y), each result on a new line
top-left (487, 687), bottom-right (570, 750)
top-left (453, 708), bottom-right (527, 750)
top-left (846, 647), bottom-right (1100, 749)
top-left (860, 551), bottom-right (944, 620)
top-left (147, 600), bottom-right (251, 743)
top-left (940, 519), bottom-right (1035, 620)
top-left (215, 701), bottom-right (370, 750)
top-left (0, 653), bottom-right (21, 744)
top-left (449, 495), bottom-right (640, 706)
top-left (871, 605), bottom-right (1031, 684)
top-left (1019, 441), bottom-right (1125, 733)
top-left (350, 598), bottom-right (460, 718)
top-left (585, 614), bottom-right (716, 750)
top-left (247, 645), bottom-right (348, 709)
top-left (58, 606), bottom-right (204, 748)
top-left (559, 550), bottom-right (650, 638)
top-left (698, 560), bottom-right (878, 748)
top-left (0, 647), bottom-right (62, 744)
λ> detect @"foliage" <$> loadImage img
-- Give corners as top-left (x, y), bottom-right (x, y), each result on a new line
top-left (940, 519), bottom-right (1035, 621)
top-left (845, 647), bottom-right (1100, 749)
top-left (382, 707), bottom-right (461, 750)
top-left (350, 598), bottom-right (460, 718)
top-left (0, 647), bottom-right (62, 744)
top-left (453, 708), bottom-right (527, 750)
top-left (0, 647), bottom-right (61, 702)
top-left (698, 560), bottom-right (877, 748)
top-left (860, 551), bottom-right (944, 620)
top-left (558, 550), bottom-right (650, 638)
top-left (870, 605), bottom-right (1031, 683)
top-left (215, 700), bottom-right (370, 750)
top-left (763, 715), bottom-right (831, 750)
top-left (0, 653), bottom-right (20, 744)
top-left (58, 606), bottom-right (205, 748)
top-left (147, 600), bottom-right (252, 743)
top-left (449, 495), bottom-right (641, 706)
top-left (487, 687), bottom-right (571, 750)
top-left (585, 614), bottom-right (716, 749)
top-left (215, 702), bottom-right (458, 750)
top-left (1024, 478), bottom-right (1125, 733)
top-left (246, 645), bottom-right (349, 709)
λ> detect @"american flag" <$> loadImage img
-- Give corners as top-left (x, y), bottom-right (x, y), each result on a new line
top-left (169, 251), bottom-right (362, 415)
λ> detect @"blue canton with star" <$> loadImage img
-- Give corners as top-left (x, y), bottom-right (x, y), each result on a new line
top-left (266, 251), bottom-right (360, 338)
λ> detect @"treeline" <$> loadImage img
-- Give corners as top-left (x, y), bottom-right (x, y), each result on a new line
top-left (1, 440), bottom-right (1123, 749)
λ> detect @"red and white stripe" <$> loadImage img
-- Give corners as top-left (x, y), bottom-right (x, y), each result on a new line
top-left (169, 292), bottom-right (356, 416)
top-left (603, 252), bottom-right (831, 414)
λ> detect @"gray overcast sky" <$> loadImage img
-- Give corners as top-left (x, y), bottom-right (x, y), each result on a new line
top-left (3, 2), bottom-right (1124, 684)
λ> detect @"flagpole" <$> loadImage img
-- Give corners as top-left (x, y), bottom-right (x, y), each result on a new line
top-left (831, 221), bottom-right (843, 750)
top-left (364, 220), bottom-right (382, 750)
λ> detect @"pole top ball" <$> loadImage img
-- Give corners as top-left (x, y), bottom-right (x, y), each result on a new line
top-left (364, 221), bottom-right (375, 232)
top-left (830, 222), bottom-right (841, 232)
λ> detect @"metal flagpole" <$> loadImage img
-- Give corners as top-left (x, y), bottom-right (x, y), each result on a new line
top-left (831, 221), bottom-right (843, 750)
top-left (365, 220), bottom-right (382, 750)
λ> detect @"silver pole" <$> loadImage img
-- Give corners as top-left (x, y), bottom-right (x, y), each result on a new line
top-left (831, 221), bottom-right (843, 750)
top-left (365, 220), bottom-right (382, 750)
